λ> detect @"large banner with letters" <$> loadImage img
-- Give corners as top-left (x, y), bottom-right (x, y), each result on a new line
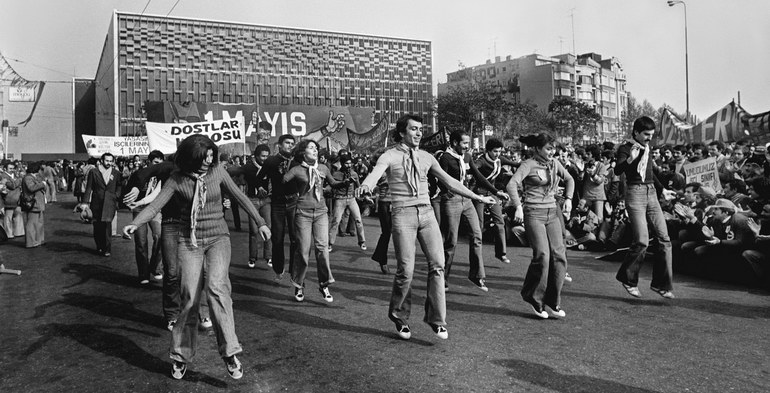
top-left (145, 116), bottom-right (245, 154)
top-left (81, 135), bottom-right (150, 157)
top-left (656, 102), bottom-right (770, 146)
top-left (145, 101), bottom-right (375, 154)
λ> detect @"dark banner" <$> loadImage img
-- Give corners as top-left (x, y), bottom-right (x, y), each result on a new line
top-left (145, 101), bottom-right (375, 154)
top-left (420, 131), bottom-right (447, 154)
top-left (347, 114), bottom-right (390, 153)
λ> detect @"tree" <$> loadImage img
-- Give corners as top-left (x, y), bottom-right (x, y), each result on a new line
top-left (547, 96), bottom-right (601, 143)
top-left (621, 92), bottom-right (659, 136)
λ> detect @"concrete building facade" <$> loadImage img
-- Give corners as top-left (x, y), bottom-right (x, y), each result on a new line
top-left (93, 11), bottom-right (434, 138)
top-left (438, 52), bottom-right (627, 141)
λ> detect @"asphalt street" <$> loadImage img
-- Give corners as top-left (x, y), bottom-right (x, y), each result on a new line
top-left (1, 192), bottom-right (768, 393)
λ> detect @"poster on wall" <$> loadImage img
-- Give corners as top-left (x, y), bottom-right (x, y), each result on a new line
top-left (81, 135), bottom-right (150, 157)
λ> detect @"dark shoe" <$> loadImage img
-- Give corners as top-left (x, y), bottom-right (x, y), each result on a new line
top-left (171, 360), bottom-right (187, 380)
top-left (650, 286), bottom-right (675, 299)
top-left (469, 277), bottom-right (489, 292)
top-left (379, 264), bottom-right (390, 274)
top-left (430, 324), bottom-right (448, 339)
top-left (224, 355), bottom-right (243, 379)
top-left (394, 321), bottom-right (411, 340)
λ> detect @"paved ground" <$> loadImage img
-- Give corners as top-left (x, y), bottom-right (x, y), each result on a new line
top-left (1, 192), bottom-right (768, 393)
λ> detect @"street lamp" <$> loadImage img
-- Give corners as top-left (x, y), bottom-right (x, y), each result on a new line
top-left (667, 0), bottom-right (689, 122)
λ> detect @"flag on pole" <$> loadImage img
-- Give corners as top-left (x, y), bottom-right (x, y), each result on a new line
top-left (0, 50), bottom-right (46, 126)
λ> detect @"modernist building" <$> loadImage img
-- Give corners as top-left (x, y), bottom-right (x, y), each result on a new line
top-left (91, 11), bottom-right (433, 140)
top-left (438, 52), bottom-right (627, 141)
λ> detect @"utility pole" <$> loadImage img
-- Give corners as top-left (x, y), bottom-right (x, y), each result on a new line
top-left (569, 8), bottom-right (577, 55)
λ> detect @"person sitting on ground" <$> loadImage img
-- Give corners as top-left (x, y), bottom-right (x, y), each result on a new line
top-left (565, 198), bottom-right (599, 249)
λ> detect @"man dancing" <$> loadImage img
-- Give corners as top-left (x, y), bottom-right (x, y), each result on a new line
top-left (356, 115), bottom-right (495, 341)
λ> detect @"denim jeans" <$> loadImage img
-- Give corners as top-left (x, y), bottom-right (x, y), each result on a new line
top-left (389, 204), bottom-right (446, 327)
top-left (474, 196), bottom-right (507, 258)
top-left (170, 234), bottom-right (240, 363)
top-left (248, 197), bottom-right (272, 261)
top-left (271, 202), bottom-right (297, 276)
top-left (440, 195), bottom-right (485, 280)
top-left (329, 197), bottom-right (366, 245)
top-left (133, 207), bottom-right (162, 280)
top-left (161, 221), bottom-right (208, 324)
top-left (291, 207), bottom-right (335, 288)
top-left (371, 200), bottom-right (392, 265)
top-left (616, 184), bottom-right (673, 291)
top-left (521, 206), bottom-right (567, 309)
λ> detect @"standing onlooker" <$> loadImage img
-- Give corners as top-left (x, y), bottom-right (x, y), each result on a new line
top-left (82, 153), bottom-right (122, 257)
top-left (328, 155), bottom-right (366, 251)
top-left (1, 161), bottom-right (24, 238)
top-left (41, 162), bottom-right (57, 203)
top-left (21, 161), bottom-right (47, 248)
top-left (474, 138), bottom-right (517, 264)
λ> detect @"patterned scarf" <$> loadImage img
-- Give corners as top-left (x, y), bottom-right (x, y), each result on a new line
top-left (397, 143), bottom-right (420, 197)
top-left (444, 147), bottom-right (467, 181)
top-left (302, 161), bottom-right (322, 201)
top-left (631, 140), bottom-right (650, 181)
top-left (484, 153), bottom-right (501, 181)
top-left (189, 173), bottom-right (207, 247)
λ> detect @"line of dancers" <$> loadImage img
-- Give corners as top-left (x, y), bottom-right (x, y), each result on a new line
top-left (120, 114), bottom-right (673, 380)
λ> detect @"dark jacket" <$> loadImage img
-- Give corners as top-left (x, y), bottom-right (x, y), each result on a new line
top-left (84, 166), bottom-right (122, 222)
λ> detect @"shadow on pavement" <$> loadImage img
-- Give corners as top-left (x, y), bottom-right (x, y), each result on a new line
top-left (237, 299), bottom-right (436, 347)
top-left (493, 358), bottom-right (662, 393)
top-left (61, 262), bottom-right (148, 289)
top-left (21, 323), bottom-right (227, 388)
top-left (32, 293), bottom-right (166, 329)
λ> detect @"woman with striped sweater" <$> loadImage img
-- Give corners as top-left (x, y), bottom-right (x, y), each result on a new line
top-left (123, 135), bottom-right (271, 381)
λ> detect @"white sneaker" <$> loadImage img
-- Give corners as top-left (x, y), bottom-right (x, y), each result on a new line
top-left (167, 320), bottom-right (177, 332)
top-left (431, 324), bottom-right (448, 340)
top-left (529, 304), bottom-right (549, 319)
top-left (564, 272), bottom-right (573, 283)
top-left (545, 305), bottom-right (566, 318)
top-left (153, 273), bottom-right (163, 281)
top-left (200, 318), bottom-right (213, 329)
top-left (294, 287), bottom-right (304, 302)
top-left (247, 259), bottom-right (256, 268)
top-left (319, 286), bottom-right (334, 302)
top-left (171, 361), bottom-right (187, 379)
top-left (266, 258), bottom-right (273, 268)
top-left (224, 355), bottom-right (243, 380)
top-left (359, 243), bottom-right (367, 251)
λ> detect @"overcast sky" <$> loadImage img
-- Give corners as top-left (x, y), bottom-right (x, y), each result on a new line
top-left (2, 0), bottom-right (768, 119)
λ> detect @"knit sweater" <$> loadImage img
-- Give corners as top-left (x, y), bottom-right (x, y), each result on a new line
top-left (131, 165), bottom-right (266, 238)
top-left (283, 163), bottom-right (346, 209)
top-left (507, 158), bottom-right (574, 209)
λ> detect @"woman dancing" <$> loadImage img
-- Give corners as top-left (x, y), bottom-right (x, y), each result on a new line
top-left (506, 133), bottom-right (575, 319)
top-left (123, 135), bottom-right (271, 380)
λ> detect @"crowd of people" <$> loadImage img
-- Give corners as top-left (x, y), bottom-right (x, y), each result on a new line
top-left (2, 114), bottom-right (769, 381)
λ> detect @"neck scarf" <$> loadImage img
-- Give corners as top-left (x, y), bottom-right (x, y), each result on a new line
top-left (99, 163), bottom-right (112, 184)
top-left (534, 154), bottom-right (559, 196)
top-left (444, 147), bottom-right (466, 181)
top-left (189, 173), bottom-right (207, 247)
top-left (397, 143), bottom-right (420, 197)
top-left (631, 140), bottom-right (650, 181)
top-left (302, 161), bottom-right (322, 201)
top-left (484, 153), bottom-right (501, 181)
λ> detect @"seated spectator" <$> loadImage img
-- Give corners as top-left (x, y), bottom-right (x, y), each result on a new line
top-left (721, 178), bottom-right (751, 211)
top-left (742, 218), bottom-right (770, 288)
top-left (683, 199), bottom-right (756, 283)
top-left (597, 199), bottom-right (630, 250)
top-left (565, 198), bottom-right (599, 249)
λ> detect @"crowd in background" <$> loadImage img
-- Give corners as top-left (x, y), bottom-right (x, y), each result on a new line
top-left (2, 136), bottom-right (769, 291)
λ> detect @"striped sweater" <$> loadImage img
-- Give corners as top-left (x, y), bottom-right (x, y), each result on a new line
top-left (131, 165), bottom-right (266, 238)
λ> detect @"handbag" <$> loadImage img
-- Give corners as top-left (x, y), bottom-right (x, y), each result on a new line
top-left (19, 191), bottom-right (36, 212)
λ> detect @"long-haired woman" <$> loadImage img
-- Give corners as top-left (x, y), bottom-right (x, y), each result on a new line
top-left (283, 139), bottom-right (349, 302)
top-left (506, 133), bottom-right (575, 319)
top-left (123, 135), bottom-right (271, 381)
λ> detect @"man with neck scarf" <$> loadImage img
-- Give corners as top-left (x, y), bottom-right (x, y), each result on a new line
top-left (439, 131), bottom-right (510, 292)
top-left (474, 138), bottom-right (519, 265)
top-left (356, 115), bottom-right (496, 341)
top-left (81, 153), bottom-right (122, 257)
top-left (613, 116), bottom-right (677, 299)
